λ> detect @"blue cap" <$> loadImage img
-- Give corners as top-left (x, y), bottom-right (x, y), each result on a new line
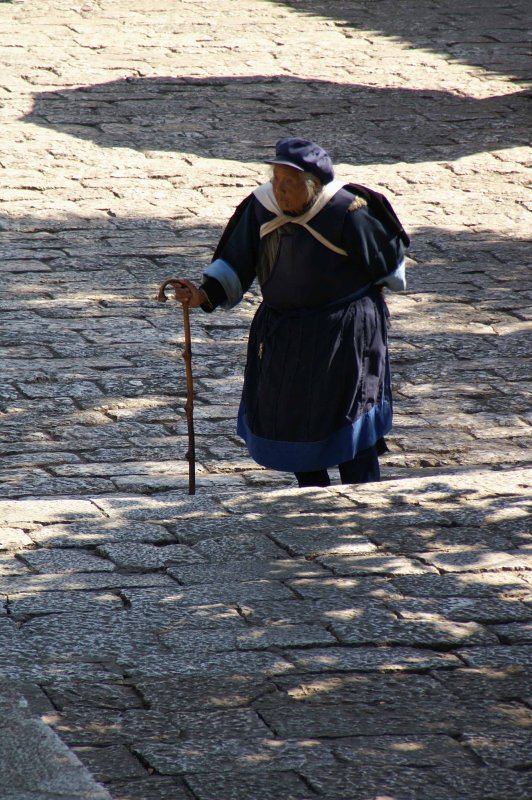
top-left (265, 137), bottom-right (334, 184)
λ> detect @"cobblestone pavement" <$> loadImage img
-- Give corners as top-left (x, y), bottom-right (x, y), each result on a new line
top-left (1, 1), bottom-right (531, 798)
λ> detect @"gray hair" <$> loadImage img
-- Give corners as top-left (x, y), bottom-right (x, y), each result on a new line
top-left (301, 171), bottom-right (323, 204)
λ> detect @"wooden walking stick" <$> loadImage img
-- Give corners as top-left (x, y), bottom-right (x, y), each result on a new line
top-left (157, 278), bottom-right (196, 495)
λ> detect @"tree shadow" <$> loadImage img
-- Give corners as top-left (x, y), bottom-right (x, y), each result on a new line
top-left (22, 75), bottom-right (529, 166)
top-left (1, 209), bottom-right (530, 498)
top-left (268, 0), bottom-right (531, 84)
top-left (3, 476), bottom-right (530, 795)
top-left (2, 196), bottom-right (530, 791)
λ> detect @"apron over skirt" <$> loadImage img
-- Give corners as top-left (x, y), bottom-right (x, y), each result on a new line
top-left (237, 288), bottom-right (392, 472)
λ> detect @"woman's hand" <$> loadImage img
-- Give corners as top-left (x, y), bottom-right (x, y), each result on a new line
top-left (157, 278), bottom-right (207, 308)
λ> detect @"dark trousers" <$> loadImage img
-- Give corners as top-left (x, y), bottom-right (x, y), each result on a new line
top-left (294, 445), bottom-right (380, 488)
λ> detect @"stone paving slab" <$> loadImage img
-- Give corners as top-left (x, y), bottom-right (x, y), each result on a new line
top-left (0, 689), bottom-right (112, 800)
top-left (1, 0), bottom-right (531, 798)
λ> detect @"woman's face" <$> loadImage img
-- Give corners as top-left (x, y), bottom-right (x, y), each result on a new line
top-left (271, 165), bottom-right (310, 214)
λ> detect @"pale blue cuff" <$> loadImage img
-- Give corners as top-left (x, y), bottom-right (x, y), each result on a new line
top-left (203, 258), bottom-right (244, 309)
top-left (377, 257), bottom-right (406, 292)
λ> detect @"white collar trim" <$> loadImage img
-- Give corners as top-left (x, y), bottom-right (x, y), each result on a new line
top-left (253, 180), bottom-right (348, 256)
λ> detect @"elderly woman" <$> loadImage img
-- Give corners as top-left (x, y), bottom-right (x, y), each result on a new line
top-left (169, 138), bottom-right (409, 487)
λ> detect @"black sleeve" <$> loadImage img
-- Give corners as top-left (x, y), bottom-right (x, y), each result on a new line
top-left (199, 276), bottom-right (228, 313)
top-left (343, 206), bottom-right (405, 284)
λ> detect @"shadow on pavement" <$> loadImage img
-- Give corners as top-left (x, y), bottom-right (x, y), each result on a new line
top-left (1, 469), bottom-right (530, 797)
top-left (22, 75), bottom-right (529, 165)
top-left (1, 201), bottom-right (530, 787)
top-left (1, 206), bottom-right (530, 498)
top-left (269, 0), bottom-right (531, 83)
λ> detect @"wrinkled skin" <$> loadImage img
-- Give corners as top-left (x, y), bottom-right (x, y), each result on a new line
top-left (271, 164), bottom-right (310, 214)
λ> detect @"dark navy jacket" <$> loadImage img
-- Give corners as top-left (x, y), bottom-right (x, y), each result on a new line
top-left (201, 182), bottom-right (408, 311)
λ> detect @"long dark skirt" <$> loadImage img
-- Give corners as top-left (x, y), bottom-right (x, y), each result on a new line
top-left (237, 288), bottom-right (392, 472)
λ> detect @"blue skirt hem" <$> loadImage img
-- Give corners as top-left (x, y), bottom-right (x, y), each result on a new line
top-left (237, 400), bottom-right (392, 472)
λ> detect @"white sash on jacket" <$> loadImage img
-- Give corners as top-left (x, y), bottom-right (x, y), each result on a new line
top-left (253, 180), bottom-right (349, 256)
